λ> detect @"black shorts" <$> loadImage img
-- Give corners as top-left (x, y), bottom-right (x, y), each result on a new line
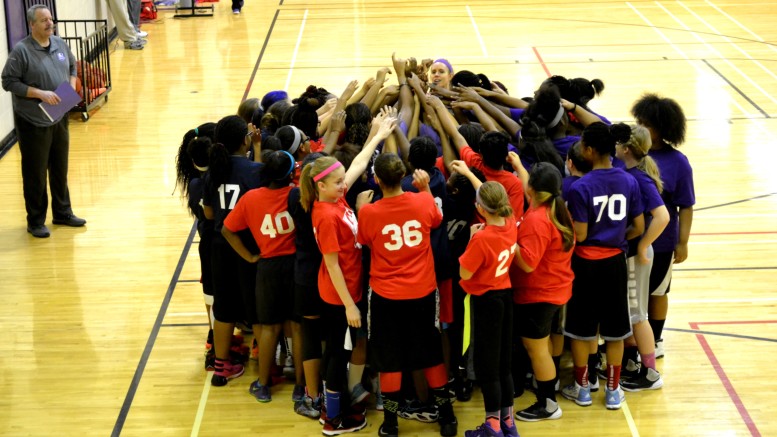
top-left (515, 302), bottom-right (562, 339)
top-left (367, 289), bottom-right (442, 372)
top-left (649, 251), bottom-right (673, 296)
top-left (295, 283), bottom-right (324, 318)
top-left (210, 235), bottom-right (255, 323)
top-left (563, 253), bottom-right (632, 341)
top-left (198, 230), bottom-right (214, 296)
top-left (255, 255), bottom-right (295, 325)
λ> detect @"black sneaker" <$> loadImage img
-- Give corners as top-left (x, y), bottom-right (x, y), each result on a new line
top-left (378, 422), bottom-right (399, 437)
top-left (515, 399), bottom-right (562, 422)
top-left (439, 416), bottom-right (458, 437)
top-left (621, 367), bottom-right (664, 392)
top-left (52, 214), bottom-right (86, 227)
top-left (455, 377), bottom-right (473, 402)
top-left (27, 224), bottom-right (50, 238)
top-left (620, 359), bottom-right (641, 382)
top-left (397, 399), bottom-right (438, 423)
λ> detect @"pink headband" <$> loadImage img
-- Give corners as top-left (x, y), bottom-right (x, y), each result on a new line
top-left (313, 161), bottom-right (343, 182)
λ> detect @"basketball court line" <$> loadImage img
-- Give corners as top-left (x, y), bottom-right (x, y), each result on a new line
top-left (466, 5), bottom-right (489, 57)
top-left (694, 192), bottom-right (776, 211)
top-left (704, 0), bottom-right (777, 54)
top-left (666, 327), bottom-right (777, 343)
top-left (111, 222), bottom-right (197, 437)
top-left (703, 59), bottom-right (770, 118)
top-left (242, 5), bottom-right (282, 103)
top-left (688, 320), bottom-right (773, 436)
top-left (283, 8), bottom-right (309, 92)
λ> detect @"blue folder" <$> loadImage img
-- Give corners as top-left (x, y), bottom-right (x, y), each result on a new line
top-left (38, 82), bottom-right (82, 122)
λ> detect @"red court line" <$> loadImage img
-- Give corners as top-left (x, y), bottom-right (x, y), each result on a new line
top-left (695, 320), bottom-right (777, 326)
top-left (689, 322), bottom-right (762, 436)
top-left (532, 46), bottom-right (552, 77)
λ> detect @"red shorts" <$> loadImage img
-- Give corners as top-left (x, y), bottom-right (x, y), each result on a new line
top-left (439, 278), bottom-right (453, 324)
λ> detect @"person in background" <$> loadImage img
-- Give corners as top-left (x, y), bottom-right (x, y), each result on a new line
top-left (2, 4), bottom-right (86, 238)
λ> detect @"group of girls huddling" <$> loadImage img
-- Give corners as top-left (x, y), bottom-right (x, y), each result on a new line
top-left (175, 53), bottom-right (695, 437)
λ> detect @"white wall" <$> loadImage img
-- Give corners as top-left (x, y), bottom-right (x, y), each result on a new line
top-left (1, 1), bottom-right (108, 143)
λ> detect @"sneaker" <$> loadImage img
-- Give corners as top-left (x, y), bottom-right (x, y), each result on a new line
top-left (232, 8), bottom-right (240, 14)
top-left (322, 413), bottom-right (367, 436)
top-left (284, 354), bottom-right (295, 376)
top-left (455, 377), bottom-right (473, 402)
top-left (464, 422), bottom-right (504, 437)
top-left (52, 214), bottom-right (86, 226)
top-left (350, 383), bottom-right (370, 405)
top-left (621, 367), bottom-right (664, 392)
top-left (375, 393), bottom-right (384, 411)
top-left (205, 329), bottom-right (214, 352)
top-left (210, 360), bottom-right (244, 386)
top-left (500, 419), bottom-right (519, 437)
top-left (620, 359), bottom-right (641, 382)
top-left (204, 349), bottom-right (215, 371)
top-left (439, 416), bottom-right (458, 437)
top-left (605, 386), bottom-right (626, 410)
top-left (397, 399), bottom-right (439, 423)
top-left (229, 344), bottom-right (249, 363)
top-left (515, 398), bottom-right (562, 422)
top-left (319, 401), bottom-right (327, 425)
top-left (123, 39), bottom-right (144, 50)
top-left (137, 30), bottom-right (148, 37)
top-left (27, 224), bottom-right (50, 238)
top-left (378, 422), bottom-right (399, 437)
top-left (589, 377), bottom-right (599, 392)
top-left (294, 394), bottom-right (322, 419)
top-left (561, 382), bottom-right (592, 407)
top-left (292, 384), bottom-right (306, 402)
top-left (655, 339), bottom-right (665, 359)
top-left (248, 380), bottom-right (271, 402)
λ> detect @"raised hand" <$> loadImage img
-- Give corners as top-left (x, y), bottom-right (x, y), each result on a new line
top-left (411, 169), bottom-right (431, 192)
top-left (330, 110), bottom-right (346, 133)
top-left (450, 160), bottom-right (471, 176)
top-left (451, 101), bottom-right (478, 111)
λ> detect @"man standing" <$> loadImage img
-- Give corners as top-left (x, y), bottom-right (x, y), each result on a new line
top-left (1, 5), bottom-right (87, 238)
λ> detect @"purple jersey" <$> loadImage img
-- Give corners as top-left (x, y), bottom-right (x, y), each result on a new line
top-left (568, 168), bottom-right (643, 252)
top-left (648, 146), bottom-right (695, 252)
top-left (553, 135), bottom-right (579, 163)
top-left (625, 166), bottom-right (665, 256)
top-left (202, 156), bottom-right (263, 231)
top-left (562, 175), bottom-right (580, 201)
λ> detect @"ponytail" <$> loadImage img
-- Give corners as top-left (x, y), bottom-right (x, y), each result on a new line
top-left (621, 124), bottom-right (663, 193)
top-left (477, 181), bottom-right (513, 218)
top-left (639, 155), bottom-right (663, 194)
top-left (299, 156), bottom-right (339, 212)
top-left (206, 142), bottom-right (231, 191)
top-left (533, 191), bottom-right (575, 252)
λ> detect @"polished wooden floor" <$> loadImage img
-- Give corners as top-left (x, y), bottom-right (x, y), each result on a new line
top-left (1, 0), bottom-right (777, 435)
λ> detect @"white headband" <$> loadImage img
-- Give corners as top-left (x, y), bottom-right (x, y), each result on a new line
top-left (548, 104), bottom-right (565, 129)
top-left (288, 126), bottom-right (303, 155)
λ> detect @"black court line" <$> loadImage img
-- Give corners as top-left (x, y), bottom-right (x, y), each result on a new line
top-left (161, 323), bottom-right (210, 327)
top-left (111, 222), bottom-right (197, 437)
top-left (702, 59), bottom-right (770, 118)
top-left (177, 279), bottom-right (200, 283)
top-left (675, 266), bottom-right (777, 272)
top-left (241, 7), bottom-right (280, 103)
top-left (665, 327), bottom-right (777, 344)
top-left (696, 192), bottom-right (777, 211)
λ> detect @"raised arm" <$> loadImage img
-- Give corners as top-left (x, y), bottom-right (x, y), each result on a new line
top-left (424, 104), bottom-right (456, 172)
top-left (562, 98), bottom-right (603, 127)
top-left (473, 86), bottom-right (529, 110)
top-left (429, 94), bottom-right (467, 151)
top-left (361, 67), bottom-right (391, 110)
top-left (344, 114), bottom-right (397, 187)
top-left (451, 100), bottom-right (500, 133)
top-left (450, 160), bottom-right (483, 190)
top-left (458, 86), bottom-right (522, 138)
top-left (321, 110), bottom-right (346, 155)
top-left (392, 53), bottom-right (415, 131)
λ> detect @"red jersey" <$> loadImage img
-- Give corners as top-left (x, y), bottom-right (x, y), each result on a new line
top-left (510, 205), bottom-right (574, 305)
top-left (357, 191), bottom-right (443, 300)
top-left (223, 186), bottom-right (296, 258)
top-left (435, 156), bottom-right (450, 180)
top-left (459, 217), bottom-right (518, 296)
top-left (460, 145), bottom-right (525, 218)
top-left (312, 196), bottom-right (363, 305)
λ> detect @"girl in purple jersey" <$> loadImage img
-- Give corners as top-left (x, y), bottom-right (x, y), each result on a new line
top-left (562, 122), bottom-right (644, 410)
top-left (614, 125), bottom-right (669, 391)
top-left (631, 94), bottom-right (694, 359)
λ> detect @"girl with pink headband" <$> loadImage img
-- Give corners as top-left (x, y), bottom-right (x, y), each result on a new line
top-left (298, 115), bottom-right (396, 435)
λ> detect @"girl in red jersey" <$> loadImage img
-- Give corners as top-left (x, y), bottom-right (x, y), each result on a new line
top-left (356, 153), bottom-right (458, 437)
top-left (509, 162), bottom-right (575, 422)
top-left (222, 150), bottom-right (301, 403)
top-left (298, 115), bottom-right (396, 436)
top-left (455, 173), bottom-right (520, 437)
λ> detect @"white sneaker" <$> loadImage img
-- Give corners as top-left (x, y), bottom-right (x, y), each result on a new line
top-left (137, 30), bottom-right (148, 38)
top-left (655, 339), bottom-right (665, 358)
